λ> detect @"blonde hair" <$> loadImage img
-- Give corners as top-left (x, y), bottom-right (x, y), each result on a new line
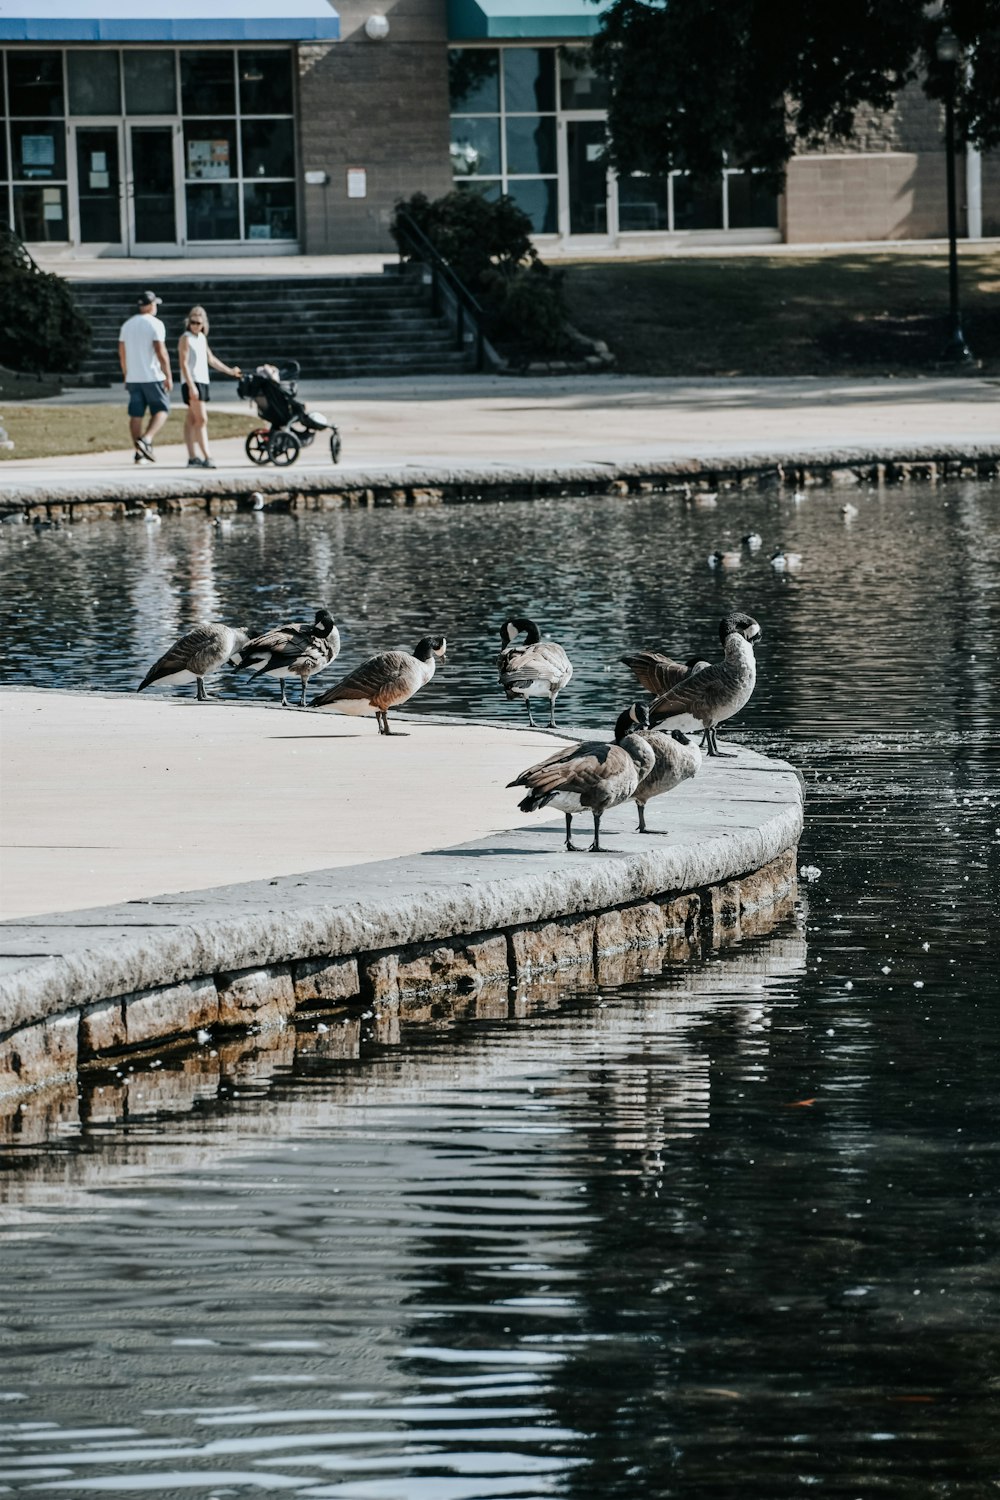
top-left (185, 305), bottom-right (209, 334)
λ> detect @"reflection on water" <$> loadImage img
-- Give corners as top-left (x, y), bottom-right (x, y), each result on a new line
top-left (1, 480), bottom-right (999, 1497)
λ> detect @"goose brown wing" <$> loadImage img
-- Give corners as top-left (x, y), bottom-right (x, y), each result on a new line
top-left (139, 625), bottom-right (223, 688)
top-left (509, 739), bottom-right (617, 797)
top-left (314, 650), bottom-right (410, 706)
top-left (649, 662), bottom-right (725, 723)
top-left (243, 620), bottom-right (309, 667)
top-left (621, 651), bottom-right (690, 695)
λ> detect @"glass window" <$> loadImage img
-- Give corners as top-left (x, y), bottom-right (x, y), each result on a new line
top-left (618, 173), bottom-right (670, 232)
top-left (506, 179), bottom-right (557, 235)
top-left (181, 50), bottom-right (235, 115)
top-left (10, 122), bottom-right (66, 181)
top-left (505, 115), bottom-right (556, 176)
top-left (13, 184), bottom-right (68, 241)
top-left (243, 181), bottom-right (296, 240)
top-left (558, 49), bottom-right (609, 110)
top-left (7, 52), bottom-right (64, 116)
top-left (68, 50), bottom-right (121, 115)
top-left (726, 170), bottom-right (779, 229)
top-left (448, 48), bottom-right (499, 113)
top-left (450, 117), bottom-right (501, 177)
top-left (502, 48), bottom-right (554, 113)
top-left (672, 172), bottom-right (723, 230)
top-left (455, 179), bottom-right (501, 203)
top-left (0, 131), bottom-right (7, 181)
top-left (186, 181), bottom-right (240, 239)
top-left (240, 118), bottom-right (294, 179)
top-left (184, 120), bottom-right (238, 181)
top-left (238, 50), bottom-right (293, 114)
top-left (124, 51), bottom-right (176, 114)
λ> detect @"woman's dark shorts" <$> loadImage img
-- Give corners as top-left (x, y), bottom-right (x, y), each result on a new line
top-left (182, 382), bottom-right (210, 405)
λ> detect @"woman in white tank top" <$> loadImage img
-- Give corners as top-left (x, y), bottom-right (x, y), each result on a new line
top-left (178, 306), bottom-right (242, 470)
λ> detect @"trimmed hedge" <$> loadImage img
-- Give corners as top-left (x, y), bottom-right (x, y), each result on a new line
top-left (391, 190), bottom-right (572, 361)
top-left (0, 228), bottom-right (91, 375)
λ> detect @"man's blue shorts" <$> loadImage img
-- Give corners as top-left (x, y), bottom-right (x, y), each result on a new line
top-left (127, 381), bottom-right (170, 418)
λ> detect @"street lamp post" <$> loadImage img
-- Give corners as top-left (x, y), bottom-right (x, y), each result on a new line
top-left (936, 27), bottom-right (974, 364)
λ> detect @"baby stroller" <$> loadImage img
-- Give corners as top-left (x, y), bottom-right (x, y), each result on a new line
top-left (237, 361), bottom-right (342, 467)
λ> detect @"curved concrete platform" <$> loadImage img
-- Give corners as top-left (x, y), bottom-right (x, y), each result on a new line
top-left (0, 689), bottom-right (803, 1095)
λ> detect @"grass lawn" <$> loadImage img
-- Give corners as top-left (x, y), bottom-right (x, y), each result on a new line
top-left (0, 403), bottom-right (256, 462)
top-left (561, 249), bottom-right (1000, 377)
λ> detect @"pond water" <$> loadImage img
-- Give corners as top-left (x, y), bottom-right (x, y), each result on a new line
top-left (1, 480), bottom-right (999, 1498)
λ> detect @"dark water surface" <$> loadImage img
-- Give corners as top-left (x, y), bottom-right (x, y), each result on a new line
top-left (1, 482), bottom-right (999, 1497)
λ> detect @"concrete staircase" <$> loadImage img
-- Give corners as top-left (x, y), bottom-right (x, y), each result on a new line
top-left (69, 268), bottom-right (476, 384)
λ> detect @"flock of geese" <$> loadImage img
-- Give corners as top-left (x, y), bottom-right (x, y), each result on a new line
top-left (136, 608), bottom-right (761, 853)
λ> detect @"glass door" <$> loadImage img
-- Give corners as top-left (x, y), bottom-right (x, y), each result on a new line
top-left (126, 124), bottom-right (183, 253)
top-left (561, 118), bottom-right (611, 238)
top-left (72, 124), bottom-right (125, 248)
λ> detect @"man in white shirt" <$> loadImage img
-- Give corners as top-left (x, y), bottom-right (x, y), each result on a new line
top-left (118, 291), bottom-right (173, 463)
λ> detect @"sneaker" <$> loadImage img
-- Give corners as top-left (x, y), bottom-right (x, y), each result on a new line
top-left (187, 457), bottom-right (205, 468)
top-left (134, 452), bottom-right (146, 465)
top-left (201, 459), bottom-right (217, 469)
top-left (136, 436), bottom-right (155, 462)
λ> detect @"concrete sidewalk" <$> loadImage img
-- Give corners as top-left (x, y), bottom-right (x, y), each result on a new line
top-left (1, 373), bottom-right (997, 496)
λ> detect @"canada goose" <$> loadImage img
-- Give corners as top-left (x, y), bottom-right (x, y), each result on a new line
top-left (508, 703), bottom-right (655, 853)
top-left (648, 612), bottom-right (761, 758)
top-left (708, 549), bottom-right (741, 570)
top-left (242, 608), bottom-right (340, 707)
top-left (312, 634), bottom-right (447, 734)
top-left (770, 548), bottom-right (802, 571)
top-left (620, 650), bottom-right (710, 698)
top-left (632, 727), bottom-right (701, 833)
top-left (742, 532), bottom-right (763, 551)
top-left (137, 622), bottom-right (249, 701)
top-left (496, 617), bottom-right (573, 728)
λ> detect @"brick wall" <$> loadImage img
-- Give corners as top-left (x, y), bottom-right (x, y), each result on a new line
top-left (784, 152), bottom-right (958, 243)
top-left (982, 150), bottom-right (1000, 237)
top-left (297, 0), bottom-right (454, 253)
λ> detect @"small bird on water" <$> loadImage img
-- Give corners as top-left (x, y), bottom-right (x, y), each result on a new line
top-left (241, 608), bottom-right (340, 707)
top-left (312, 634), bottom-right (447, 734)
top-left (496, 616), bottom-right (573, 728)
top-left (137, 623), bottom-right (249, 701)
top-left (648, 612), bottom-right (761, 758)
top-left (508, 702), bottom-right (655, 852)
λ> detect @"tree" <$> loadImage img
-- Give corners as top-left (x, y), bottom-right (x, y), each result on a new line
top-left (591, 0), bottom-right (1000, 189)
top-left (0, 227), bottom-right (90, 374)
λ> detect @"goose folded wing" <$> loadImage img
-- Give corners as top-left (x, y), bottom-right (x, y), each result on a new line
top-left (510, 741), bottom-right (618, 796)
top-left (501, 644), bottom-right (567, 688)
top-left (649, 665), bottom-right (723, 723)
top-left (141, 625), bottom-right (220, 685)
top-left (319, 651), bottom-right (410, 704)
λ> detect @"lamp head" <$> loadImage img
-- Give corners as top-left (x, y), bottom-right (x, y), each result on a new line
top-left (936, 27), bottom-right (960, 64)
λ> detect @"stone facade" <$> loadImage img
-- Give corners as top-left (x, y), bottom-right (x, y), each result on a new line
top-left (0, 849), bottom-right (801, 1098)
top-left (297, 0), bottom-right (453, 254)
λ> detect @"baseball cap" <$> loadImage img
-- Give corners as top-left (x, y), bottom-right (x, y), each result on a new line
top-left (137, 291), bottom-right (162, 307)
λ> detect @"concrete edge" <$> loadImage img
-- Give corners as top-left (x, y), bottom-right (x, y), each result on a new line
top-left (1, 444), bottom-right (998, 514)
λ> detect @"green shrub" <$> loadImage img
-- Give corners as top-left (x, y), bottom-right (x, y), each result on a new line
top-left (391, 189), bottom-right (571, 360)
top-left (0, 228), bottom-right (91, 374)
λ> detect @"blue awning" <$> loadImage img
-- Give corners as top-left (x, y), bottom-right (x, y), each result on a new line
top-left (448, 0), bottom-right (614, 39)
top-left (0, 1), bottom-right (340, 42)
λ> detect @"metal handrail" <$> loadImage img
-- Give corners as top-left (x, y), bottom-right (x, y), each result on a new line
top-left (394, 208), bottom-right (486, 372)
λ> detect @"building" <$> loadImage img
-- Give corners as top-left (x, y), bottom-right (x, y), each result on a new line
top-left (1, 0), bottom-right (995, 260)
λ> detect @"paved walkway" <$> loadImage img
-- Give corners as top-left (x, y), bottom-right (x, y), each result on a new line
top-left (1, 374), bottom-right (997, 495)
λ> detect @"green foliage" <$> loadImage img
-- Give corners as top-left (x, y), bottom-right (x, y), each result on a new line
top-left (391, 190), bottom-right (572, 360)
top-left (0, 228), bottom-right (91, 374)
top-left (592, 0), bottom-right (1000, 188)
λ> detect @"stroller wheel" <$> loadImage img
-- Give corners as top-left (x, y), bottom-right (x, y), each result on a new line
top-left (268, 428), bottom-right (302, 466)
top-left (290, 420), bottom-right (316, 448)
top-left (246, 429), bottom-right (272, 466)
top-left (329, 427), bottom-right (342, 465)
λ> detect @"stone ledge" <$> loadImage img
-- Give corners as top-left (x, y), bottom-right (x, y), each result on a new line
top-left (1, 444), bottom-right (996, 520)
top-left (1, 847), bottom-right (799, 1095)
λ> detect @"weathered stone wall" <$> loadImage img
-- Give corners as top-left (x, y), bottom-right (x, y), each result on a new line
top-left (3, 449), bottom-right (997, 527)
top-left (0, 850), bottom-right (798, 1098)
top-left (297, 0), bottom-right (453, 254)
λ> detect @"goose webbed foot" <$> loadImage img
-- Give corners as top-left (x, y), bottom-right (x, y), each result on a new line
top-left (196, 679), bottom-right (207, 702)
top-left (279, 681), bottom-right (289, 707)
top-left (525, 700), bottom-right (536, 728)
